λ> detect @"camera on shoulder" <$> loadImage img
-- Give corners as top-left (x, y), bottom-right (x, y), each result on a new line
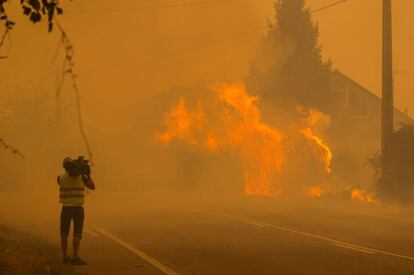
top-left (63, 156), bottom-right (91, 177)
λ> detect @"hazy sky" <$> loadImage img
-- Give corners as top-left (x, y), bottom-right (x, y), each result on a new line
top-left (312, 0), bottom-right (413, 116)
top-left (0, 0), bottom-right (413, 125)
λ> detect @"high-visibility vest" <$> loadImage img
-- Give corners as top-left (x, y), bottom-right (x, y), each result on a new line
top-left (58, 173), bottom-right (85, 206)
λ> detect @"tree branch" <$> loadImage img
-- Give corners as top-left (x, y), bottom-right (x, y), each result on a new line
top-left (54, 20), bottom-right (94, 167)
top-left (0, 138), bottom-right (24, 159)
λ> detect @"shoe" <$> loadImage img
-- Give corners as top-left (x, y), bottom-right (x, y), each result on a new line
top-left (63, 257), bottom-right (71, 264)
top-left (71, 257), bottom-right (87, 265)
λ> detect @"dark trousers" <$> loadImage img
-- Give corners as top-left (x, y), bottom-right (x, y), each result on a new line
top-left (60, 206), bottom-right (84, 238)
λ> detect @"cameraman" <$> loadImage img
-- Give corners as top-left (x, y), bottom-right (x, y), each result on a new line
top-left (57, 157), bottom-right (95, 265)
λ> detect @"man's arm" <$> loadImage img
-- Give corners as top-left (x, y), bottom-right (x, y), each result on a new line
top-left (82, 174), bottom-right (96, 190)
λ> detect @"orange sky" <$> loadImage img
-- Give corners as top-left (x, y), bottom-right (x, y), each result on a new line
top-left (0, 0), bottom-right (413, 126)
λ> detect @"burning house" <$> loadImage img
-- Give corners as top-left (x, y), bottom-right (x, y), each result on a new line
top-left (120, 69), bottom-right (411, 198)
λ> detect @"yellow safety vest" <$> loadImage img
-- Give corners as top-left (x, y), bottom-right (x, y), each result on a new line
top-left (58, 173), bottom-right (85, 206)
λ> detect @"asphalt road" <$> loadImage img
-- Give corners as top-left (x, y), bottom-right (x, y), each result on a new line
top-left (2, 194), bottom-right (414, 275)
top-left (81, 199), bottom-right (414, 275)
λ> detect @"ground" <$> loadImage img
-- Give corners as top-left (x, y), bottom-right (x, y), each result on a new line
top-left (0, 225), bottom-right (75, 275)
top-left (0, 191), bottom-right (414, 274)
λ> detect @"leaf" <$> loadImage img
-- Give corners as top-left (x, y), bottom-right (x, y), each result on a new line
top-left (5, 20), bottom-right (15, 29)
top-left (23, 6), bottom-right (31, 16)
top-left (0, 15), bottom-right (6, 20)
top-left (56, 7), bottom-right (63, 15)
top-left (29, 12), bottom-right (41, 23)
top-left (28, 0), bottom-right (41, 11)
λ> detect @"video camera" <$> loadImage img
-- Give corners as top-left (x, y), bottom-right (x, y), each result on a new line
top-left (63, 156), bottom-right (91, 177)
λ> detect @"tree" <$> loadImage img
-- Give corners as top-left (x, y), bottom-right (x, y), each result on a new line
top-left (0, 0), bottom-right (63, 32)
top-left (248, 0), bottom-right (332, 113)
top-left (0, 1), bottom-right (65, 158)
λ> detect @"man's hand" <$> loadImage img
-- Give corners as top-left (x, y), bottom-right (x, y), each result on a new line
top-left (82, 174), bottom-right (96, 190)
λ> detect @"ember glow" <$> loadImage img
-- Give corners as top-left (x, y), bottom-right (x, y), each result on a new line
top-left (351, 188), bottom-right (376, 203)
top-left (156, 83), bottom-right (333, 196)
top-left (307, 186), bottom-right (324, 197)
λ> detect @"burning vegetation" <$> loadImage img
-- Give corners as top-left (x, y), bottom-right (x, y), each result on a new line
top-left (156, 83), bottom-right (332, 196)
top-left (350, 188), bottom-right (376, 203)
top-left (307, 186), bottom-right (324, 197)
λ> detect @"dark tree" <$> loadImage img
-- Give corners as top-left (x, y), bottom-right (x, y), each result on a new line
top-left (248, 0), bottom-right (332, 113)
top-left (0, 0), bottom-right (63, 32)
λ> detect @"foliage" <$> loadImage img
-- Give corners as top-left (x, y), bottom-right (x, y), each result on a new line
top-left (367, 150), bottom-right (381, 194)
top-left (369, 124), bottom-right (414, 203)
top-left (0, 0), bottom-right (64, 32)
top-left (248, 0), bottom-right (333, 113)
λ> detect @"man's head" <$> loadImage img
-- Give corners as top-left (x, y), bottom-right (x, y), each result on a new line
top-left (62, 157), bottom-right (72, 170)
top-left (63, 157), bottom-right (79, 176)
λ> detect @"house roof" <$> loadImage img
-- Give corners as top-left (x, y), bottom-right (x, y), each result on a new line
top-left (332, 69), bottom-right (414, 125)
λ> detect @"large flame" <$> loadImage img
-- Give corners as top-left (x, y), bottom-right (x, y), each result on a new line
top-left (156, 83), bottom-right (332, 196)
top-left (351, 188), bottom-right (376, 203)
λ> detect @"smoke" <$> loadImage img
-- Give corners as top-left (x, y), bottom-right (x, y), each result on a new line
top-left (0, 0), bottom-right (272, 194)
top-left (1, 0), bottom-right (406, 224)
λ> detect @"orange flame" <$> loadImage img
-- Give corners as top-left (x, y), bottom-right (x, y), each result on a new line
top-left (156, 83), bottom-right (333, 196)
top-left (299, 108), bottom-right (333, 174)
top-left (156, 97), bottom-right (204, 146)
top-left (307, 186), bottom-right (324, 197)
top-left (351, 188), bottom-right (376, 203)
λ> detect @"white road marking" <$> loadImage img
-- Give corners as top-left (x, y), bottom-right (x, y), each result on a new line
top-left (93, 226), bottom-right (179, 275)
top-left (243, 220), bottom-right (266, 227)
top-left (84, 228), bottom-right (100, 237)
top-left (192, 210), bottom-right (414, 262)
top-left (332, 243), bottom-right (376, 255)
